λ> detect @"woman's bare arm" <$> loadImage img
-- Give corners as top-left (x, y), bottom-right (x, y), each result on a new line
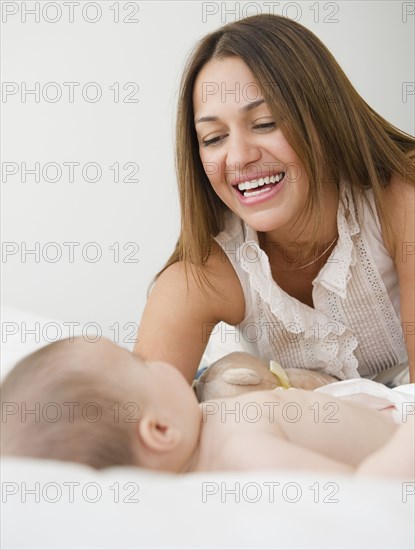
top-left (133, 241), bottom-right (245, 383)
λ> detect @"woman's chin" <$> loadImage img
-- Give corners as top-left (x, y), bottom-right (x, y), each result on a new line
top-left (239, 212), bottom-right (287, 234)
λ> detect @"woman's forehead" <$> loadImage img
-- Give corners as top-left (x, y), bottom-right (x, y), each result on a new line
top-left (193, 58), bottom-right (266, 116)
top-left (193, 57), bottom-right (260, 96)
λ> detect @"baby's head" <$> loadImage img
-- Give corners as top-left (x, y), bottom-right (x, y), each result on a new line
top-left (1, 337), bottom-right (201, 471)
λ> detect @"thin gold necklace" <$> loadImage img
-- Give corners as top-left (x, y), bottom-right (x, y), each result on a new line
top-left (271, 236), bottom-right (338, 271)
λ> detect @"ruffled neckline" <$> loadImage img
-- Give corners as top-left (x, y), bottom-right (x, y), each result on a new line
top-left (215, 183), bottom-right (362, 379)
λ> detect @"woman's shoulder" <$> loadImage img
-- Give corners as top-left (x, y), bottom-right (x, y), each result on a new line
top-left (156, 241), bottom-right (245, 326)
top-left (346, 172), bottom-right (414, 259)
top-left (382, 170), bottom-right (415, 262)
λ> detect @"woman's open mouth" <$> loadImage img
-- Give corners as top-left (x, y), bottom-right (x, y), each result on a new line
top-left (236, 172), bottom-right (285, 197)
top-left (232, 172), bottom-right (286, 205)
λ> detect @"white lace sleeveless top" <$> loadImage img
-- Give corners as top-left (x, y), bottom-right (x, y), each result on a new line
top-left (213, 183), bottom-right (408, 383)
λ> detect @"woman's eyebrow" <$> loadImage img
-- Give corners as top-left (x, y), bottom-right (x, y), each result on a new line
top-left (194, 98), bottom-right (265, 125)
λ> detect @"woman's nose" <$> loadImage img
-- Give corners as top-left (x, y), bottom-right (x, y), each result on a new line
top-left (225, 132), bottom-right (261, 176)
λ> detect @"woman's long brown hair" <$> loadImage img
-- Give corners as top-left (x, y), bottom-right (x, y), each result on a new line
top-left (153, 14), bottom-right (415, 292)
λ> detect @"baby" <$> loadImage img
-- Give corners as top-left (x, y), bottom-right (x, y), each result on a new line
top-left (1, 337), bottom-right (413, 478)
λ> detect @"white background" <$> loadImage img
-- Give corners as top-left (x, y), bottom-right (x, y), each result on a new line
top-left (1, 0), bottom-right (414, 347)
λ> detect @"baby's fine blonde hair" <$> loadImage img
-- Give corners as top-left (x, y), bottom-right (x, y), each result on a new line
top-left (1, 338), bottom-right (138, 470)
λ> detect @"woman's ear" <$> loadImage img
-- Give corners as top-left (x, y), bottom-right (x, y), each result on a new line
top-left (137, 416), bottom-right (181, 453)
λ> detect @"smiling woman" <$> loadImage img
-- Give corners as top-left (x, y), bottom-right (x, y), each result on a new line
top-left (133, 14), bottom-right (415, 387)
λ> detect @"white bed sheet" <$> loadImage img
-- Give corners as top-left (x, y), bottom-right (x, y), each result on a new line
top-left (2, 456), bottom-right (414, 550)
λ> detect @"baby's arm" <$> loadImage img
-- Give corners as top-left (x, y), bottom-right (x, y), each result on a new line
top-left (220, 390), bottom-right (410, 476)
top-left (251, 388), bottom-right (398, 467)
top-left (205, 388), bottom-right (401, 474)
top-left (356, 413), bottom-right (415, 478)
top-left (216, 416), bottom-right (413, 478)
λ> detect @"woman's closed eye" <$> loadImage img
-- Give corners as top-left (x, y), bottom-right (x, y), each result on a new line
top-left (255, 122), bottom-right (276, 130)
top-left (200, 135), bottom-right (226, 147)
top-left (200, 121), bottom-right (277, 148)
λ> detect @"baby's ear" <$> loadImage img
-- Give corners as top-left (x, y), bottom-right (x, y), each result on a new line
top-left (137, 416), bottom-right (181, 452)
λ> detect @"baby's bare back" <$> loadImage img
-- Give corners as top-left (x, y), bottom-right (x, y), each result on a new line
top-left (195, 388), bottom-right (397, 473)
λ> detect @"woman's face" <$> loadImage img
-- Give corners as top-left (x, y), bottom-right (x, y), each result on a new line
top-left (193, 56), bottom-right (310, 236)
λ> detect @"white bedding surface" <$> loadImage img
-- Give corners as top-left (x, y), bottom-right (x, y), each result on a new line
top-left (1, 306), bottom-right (414, 549)
top-left (2, 457), bottom-right (414, 550)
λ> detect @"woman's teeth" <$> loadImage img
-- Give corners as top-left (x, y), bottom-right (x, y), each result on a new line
top-left (237, 172), bottom-right (285, 197)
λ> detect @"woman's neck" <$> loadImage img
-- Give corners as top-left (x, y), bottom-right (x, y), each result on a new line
top-left (257, 188), bottom-right (339, 270)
